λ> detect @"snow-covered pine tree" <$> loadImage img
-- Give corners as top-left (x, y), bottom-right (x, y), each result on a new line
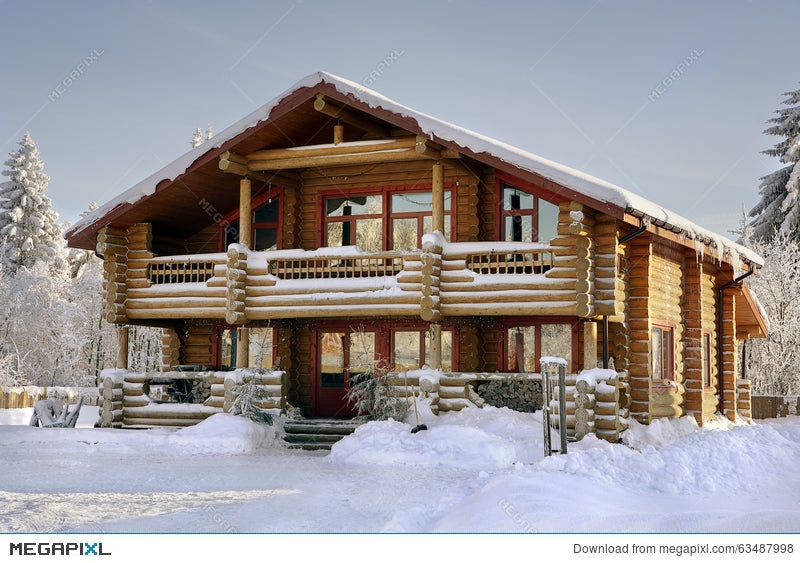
top-left (0, 133), bottom-right (67, 276)
top-left (205, 125), bottom-right (213, 142)
top-left (749, 86), bottom-right (800, 242)
top-left (191, 127), bottom-right (204, 148)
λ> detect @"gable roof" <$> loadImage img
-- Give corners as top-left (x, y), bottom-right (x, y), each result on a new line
top-left (65, 71), bottom-right (762, 268)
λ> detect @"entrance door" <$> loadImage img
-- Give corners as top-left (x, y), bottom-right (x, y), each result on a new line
top-left (315, 329), bottom-right (375, 417)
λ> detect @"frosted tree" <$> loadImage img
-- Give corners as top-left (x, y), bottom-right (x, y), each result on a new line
top-left (205, 125), bottom-right (213, 142)
top-left (0, 133), bottom-right (67, 276)
top-left (749, 86), bottom-right (800, 242)
top-left (742, 230), bottom-right (800, 395)
top-left (191, 128), bottom-right (204, 148)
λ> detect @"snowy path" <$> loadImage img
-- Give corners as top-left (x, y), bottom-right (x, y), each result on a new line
top-left (1, 407), bottom-right (799, 533)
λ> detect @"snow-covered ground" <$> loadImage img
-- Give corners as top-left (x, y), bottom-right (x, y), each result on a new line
top-left (1, 405), bottom-right (799, 533)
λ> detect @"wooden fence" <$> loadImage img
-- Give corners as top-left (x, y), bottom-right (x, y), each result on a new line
top-left (751, 395), bottom-right (800, 419)
top-left (0, 387), bottom-right (99, 409)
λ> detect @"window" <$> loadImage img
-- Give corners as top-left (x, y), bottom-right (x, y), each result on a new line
top-left (651, 324), bottom-right (674, 381)
top-left (504, 321), bottom-right (575, 372)
top-left (391, 192), bottom-right (452, 250)
top-left (325, 195), bottom-right (383, 252)
top-left (220, 326), bottom-right (275, 371)
top-left (701, 332), bottom-right (712, 387)
top-left (223, 196), bottom-right (281, 251)
top-left (323, 187), bottom-right (454, 251)
top-left (392, 328), bottom-right (453, 371)
top-left (501, 182), bottom-right (558, 243)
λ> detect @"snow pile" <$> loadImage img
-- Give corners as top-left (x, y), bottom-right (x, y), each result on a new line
top-left (166, 413), bottom-right (277, 454)
top-left (328, 406), bottom-right (542, 468)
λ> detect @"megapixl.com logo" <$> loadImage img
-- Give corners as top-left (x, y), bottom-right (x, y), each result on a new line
top-left (9, 541), bottom-right (111, 556)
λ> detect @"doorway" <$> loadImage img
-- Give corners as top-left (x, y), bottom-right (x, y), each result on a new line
top-left (314, 328), bottom-right (376, 417)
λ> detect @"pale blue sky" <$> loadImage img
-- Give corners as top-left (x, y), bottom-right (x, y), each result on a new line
top-left (1, 0), bottom-right (797, 238)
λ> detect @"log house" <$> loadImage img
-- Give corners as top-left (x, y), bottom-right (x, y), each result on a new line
top-left (67, 72), bottom-right (767, 435)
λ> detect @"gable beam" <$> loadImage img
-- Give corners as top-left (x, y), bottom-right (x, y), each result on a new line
top-left (218, 151), bottom-right (301, 187)
top-left (313, 94), bottom-right (390, 138)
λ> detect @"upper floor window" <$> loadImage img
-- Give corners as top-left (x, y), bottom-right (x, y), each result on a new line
top-left (223, 196), bottom-right (281, 251)
top-left (323, 187), bottom-right (453, 252)
top-left (501, 182), bottom-right (558, 243)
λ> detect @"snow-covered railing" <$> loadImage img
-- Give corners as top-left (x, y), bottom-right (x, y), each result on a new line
top-left (466, 248), bottom-right (554, 275)
top-left (268, 252), bottom-right (412, 280)
top-left (147, 258), bottom-right (217, 284)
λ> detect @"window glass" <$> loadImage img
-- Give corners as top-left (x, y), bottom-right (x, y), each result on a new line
top-left (349, 331), bottom-right (375, 373)
top-left (249, 327), bottom-right (274, 369)
top-left (537, 200), bottom-right (559, 243)
top-left (424, 329), bottom-right (453, 371)
top-left (254, 228), bottom-right (278, 251)
top-left (507, 327), bottom-right (537, 372)
top-left (392, 218), bottom-right (418, 251)
top-left (254, 199), bottom-right (279, 223)
top-left (355, 218), bottom-right (383, 252)
top-left (541, 324), bottom-right (572, 367)
top-left (393, 331), bottom-right (421, 372)
top-left (504, 187), bottom-right (534, 210)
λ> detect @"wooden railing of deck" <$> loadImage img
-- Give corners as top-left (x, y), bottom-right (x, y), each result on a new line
top-left (268, 253), bottom-right (411, 280)
top-left (466, 250), bottom-right (554, 275)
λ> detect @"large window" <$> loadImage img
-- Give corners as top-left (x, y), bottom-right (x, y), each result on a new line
top-left (323, 187), bottom-right (453, 251)
top-left (220, 326), bottom-right (275, 371)
top-left (392, 328), bottom-right (453, 371)
top-left (501, 182), bottom-right (558, 243)
top-left (651, 324), bottom-right (674, 381)
top-left (503, 321), bottom-right (575, 372)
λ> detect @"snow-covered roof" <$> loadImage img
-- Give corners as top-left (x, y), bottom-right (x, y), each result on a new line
top-left (68, 71), bottom-right (763, 268)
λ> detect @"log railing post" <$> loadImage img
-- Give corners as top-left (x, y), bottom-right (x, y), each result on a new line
top-left (429, 323), bottom-right (442, 370)
top-left (239, 178), bottom-right (252, 249)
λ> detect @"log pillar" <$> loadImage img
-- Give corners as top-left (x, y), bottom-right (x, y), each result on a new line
top-left (432, 163), bottom-right (444, 233)
top-left (239, 178), bottom-right (252, 249)
top-left (429, 323), bottom-right (442, 370)
top-left (583, 322), bottom-right (597, 371)
top-left (333, 124), bottom-right (344, 145)
top-left (236, 327), bottom-right (250, 369)
top-left (117, 326), bottom-right (129, 370)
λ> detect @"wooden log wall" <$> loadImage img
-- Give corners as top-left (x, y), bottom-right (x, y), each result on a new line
top-left (222, 370), bottom-right (285, 412)
top-left (648, 240), bottom-right (685, 419)
top-left (97, 226), bottom-right (128, 324)
top-left (627, 235), bottom-right (652, 423)
top-left (98, 371), bottom-right (124, 428)
top-left (720, 289), bottom-right (738, 420)
top-left (550, 375), bottom-right (595, 440)
top-left (594, 371), bottom-right (630, 442)
top-left (593, 214), bottom-right (626, 318)
top-left (185, 225), bottom-right (218, 255)
top-left (700, 265), bottom-right (719, 418)
top-left (420, 238), bottom-right (442, 321)
top-left (183, 322), bottom-right (214, 366)
top-left (161, 327), bottom-right (181, 371)
top-left (293, 323), bottom-right (313, 414)
top-left (282, 185), bottom-right (300, 248)
top-left (455, 176), bottom-right (480, 242)
top-left (682, 250), bottom-right (704, 422)
top-left (737, 379), bottom-right (752, 422)
top-left (478, 169), bottom-right (496, 242)
top-left (226, 244), bottom-right (248, 325)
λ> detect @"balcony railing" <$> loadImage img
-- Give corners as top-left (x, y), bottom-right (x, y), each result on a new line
top-left (268, 253), bottom-right (409, 280)
top-left (147, 260), bottom-right (218, 284)
top-left (466, 250), bottom-right (554, 275)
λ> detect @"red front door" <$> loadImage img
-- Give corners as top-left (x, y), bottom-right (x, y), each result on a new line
top-left (314, 329), bottom-right (376, 417)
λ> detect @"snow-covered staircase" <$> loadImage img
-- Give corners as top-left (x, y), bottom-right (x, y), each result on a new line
top-left (281, 419), bottom-right (361, 451)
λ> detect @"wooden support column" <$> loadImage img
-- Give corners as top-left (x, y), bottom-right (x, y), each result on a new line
top-left (432, 163), bottom-right (444, 233)
top-left (430, 323), bottom-right (442, 370)
top-left (239, 178), bottom-right (252, 249)
top-left (117, 326), bottom-right (129, 370)
top-left (236, 327), bottom-right (250, 369)
top-left (583, 322), bottom-right (597, 371)
top-left (333, 124), bottom-right (344, 145)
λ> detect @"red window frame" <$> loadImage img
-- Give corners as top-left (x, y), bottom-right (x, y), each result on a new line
top-left (498, 318), bottom-right (579, 374)
top-left (651, 323), bottom-right (675, 382)
top-left (495, 172), bottom-right (562, 243)
top-left (318, 185), bottom-right (455, 251)
top-left (217, 187), bottom-right (284, 251)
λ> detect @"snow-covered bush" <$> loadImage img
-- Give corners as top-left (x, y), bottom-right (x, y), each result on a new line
top-left (346, 359), bottom-right (410, 421)
top-left (230, 372), bottom-right (274, 425)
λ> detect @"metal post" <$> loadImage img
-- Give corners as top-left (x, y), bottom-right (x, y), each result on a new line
top-left (558, 363), bottom-right (568, 455)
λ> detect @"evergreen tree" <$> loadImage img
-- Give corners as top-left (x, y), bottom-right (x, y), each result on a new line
top-left (749, 86), bottom-right (800, 242)
top-left (0, 133), bottom-right (67, 275)
top-left (191, 127), bottom-right (203, 148)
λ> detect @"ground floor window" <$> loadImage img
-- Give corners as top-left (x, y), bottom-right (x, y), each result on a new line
top-left (501, 320), bottom-right (576, 373)
top-left (219, 326), bottom-right (276, 371)
top-left (392, 328), bottom-right (453, 371)
top-left (651, 324), bottom-right (675, 381)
